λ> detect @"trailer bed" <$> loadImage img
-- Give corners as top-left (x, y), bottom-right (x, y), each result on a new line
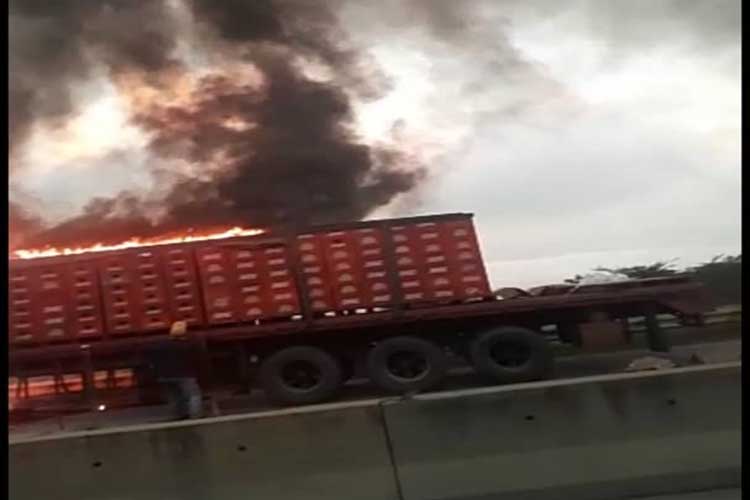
top-left (9, 275), bottom-right (709, 362)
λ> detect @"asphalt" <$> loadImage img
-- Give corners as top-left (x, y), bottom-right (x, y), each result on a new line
top-left (8, 328), bottom-right (741, 440)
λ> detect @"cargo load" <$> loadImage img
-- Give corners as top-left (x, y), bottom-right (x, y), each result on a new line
top-left (9, 214), bottom-right (490, 346)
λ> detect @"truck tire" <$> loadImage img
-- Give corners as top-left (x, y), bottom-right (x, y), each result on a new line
top-left (469, 327), bottom-right (553, 384)
top-left (259, 346), bottom-right (343, 405)
top-left (366, 336), bottom-right (447, 394)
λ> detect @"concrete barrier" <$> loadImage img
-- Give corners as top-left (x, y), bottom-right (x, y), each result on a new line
top-left (10, 400), bottom-right (400, 500)
top-left (382, 363), bottom-right (741, 500)
top-left (10, 363), bottom-right (740, 500)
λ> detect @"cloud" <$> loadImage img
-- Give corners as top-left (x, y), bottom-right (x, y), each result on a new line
top-left (10, 0), bottom-right (423, 247)
top-left (416, 1), bottom-right (740, 285)
top-left (343, 0), bottom-right (740, 286)
top-left (10, 0), bottom-right (739, 290)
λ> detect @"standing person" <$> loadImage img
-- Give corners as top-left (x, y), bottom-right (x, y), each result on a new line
top-left (146, 322), bottom-right (203, 420)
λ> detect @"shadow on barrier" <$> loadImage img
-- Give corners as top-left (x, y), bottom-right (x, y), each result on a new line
top-left (382, 364), bottom-right (742, 500)
top-left (10, 403), bottom-right (400, 500)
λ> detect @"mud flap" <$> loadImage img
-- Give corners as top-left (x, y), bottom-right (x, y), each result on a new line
top-left (578, 320), bottom-right (628, 351)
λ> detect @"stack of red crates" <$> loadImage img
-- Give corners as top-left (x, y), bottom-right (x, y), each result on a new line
top-left (8, 214), bottom-right (491, 345)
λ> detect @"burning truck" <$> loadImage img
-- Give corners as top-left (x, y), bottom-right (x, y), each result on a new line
top-left (8, 212), bottom-right (711, 413)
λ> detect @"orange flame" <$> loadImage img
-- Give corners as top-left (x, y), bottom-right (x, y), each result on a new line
top-left (11, 226), bottom-right (265, 260)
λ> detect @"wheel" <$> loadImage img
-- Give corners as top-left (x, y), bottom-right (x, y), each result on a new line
top-left (259, 346), bottom-right (343, 405)
top-left (469, 327), bottom-right (553, 384)
top-left (366, 336), bottom-right (447, 394)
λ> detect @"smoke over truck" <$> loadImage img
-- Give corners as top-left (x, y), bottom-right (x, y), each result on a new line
top-left (9, 213), bottom-right (711, 409)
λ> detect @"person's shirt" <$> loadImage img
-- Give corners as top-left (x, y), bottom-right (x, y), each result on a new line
top-left (145, 337), bottom-right (195, 379)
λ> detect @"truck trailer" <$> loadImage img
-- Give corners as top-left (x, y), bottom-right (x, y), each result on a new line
top-left (8, 213), bottom-right (712, 410)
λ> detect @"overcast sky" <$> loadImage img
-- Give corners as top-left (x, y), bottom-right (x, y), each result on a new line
top-left (354, 0), bottom-right (742, 287)
top-left (11, 0), bottom-right (741, 288)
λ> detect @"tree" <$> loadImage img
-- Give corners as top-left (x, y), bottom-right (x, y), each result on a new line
top-left (687, 254), bottom-right (741, 306)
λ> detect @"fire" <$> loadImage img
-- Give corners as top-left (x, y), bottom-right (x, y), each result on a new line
top-left (11, 226), bottom-right (265, 260)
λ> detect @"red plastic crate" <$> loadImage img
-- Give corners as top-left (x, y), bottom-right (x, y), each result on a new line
top-left (389, 218), bottom-right (490, 304)
top-left (296, 226), bottom-right (394, 312)
top-left (9, 261), bottom-right (105, 344)
top-left (196, 242), bottom-right (301, 325)
top-left (67, 260), bottom-right (106, 339)
top-left (295, 215), bottom-right (490, 312)
top-left (160, 246), bottom-right (205, 326)
top-left (96, 250), bottom-right (174, 335)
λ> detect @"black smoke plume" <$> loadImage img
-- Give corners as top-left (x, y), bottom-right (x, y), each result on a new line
top-left (9, 0), bottom-right (421, 248)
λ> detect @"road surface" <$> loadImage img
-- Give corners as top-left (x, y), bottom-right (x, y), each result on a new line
top-left (9, 327), bottom-right (741, 439)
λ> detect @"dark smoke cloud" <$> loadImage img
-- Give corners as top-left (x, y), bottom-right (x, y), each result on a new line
top-left (338, 0), bottom-right (573, 129)
top-left (10, 0), bottom-right (420, 249)
top-left (133, 64), bottom-right (419, 227)
top-left (9, 0), bottom-right (181, 163)
top-left (9, 201), bottom-right (44, 250)
top-left (10, 0), bottom-right (740, 251)
top-left (17, 193), bottom-right (161, 248)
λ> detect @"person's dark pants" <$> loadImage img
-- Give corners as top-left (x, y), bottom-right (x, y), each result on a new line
top-left (160, 377), bottom-right (202, 419)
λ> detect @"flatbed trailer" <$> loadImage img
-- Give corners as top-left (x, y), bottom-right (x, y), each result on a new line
top-left (8, 213), bottom-right (712, 410)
